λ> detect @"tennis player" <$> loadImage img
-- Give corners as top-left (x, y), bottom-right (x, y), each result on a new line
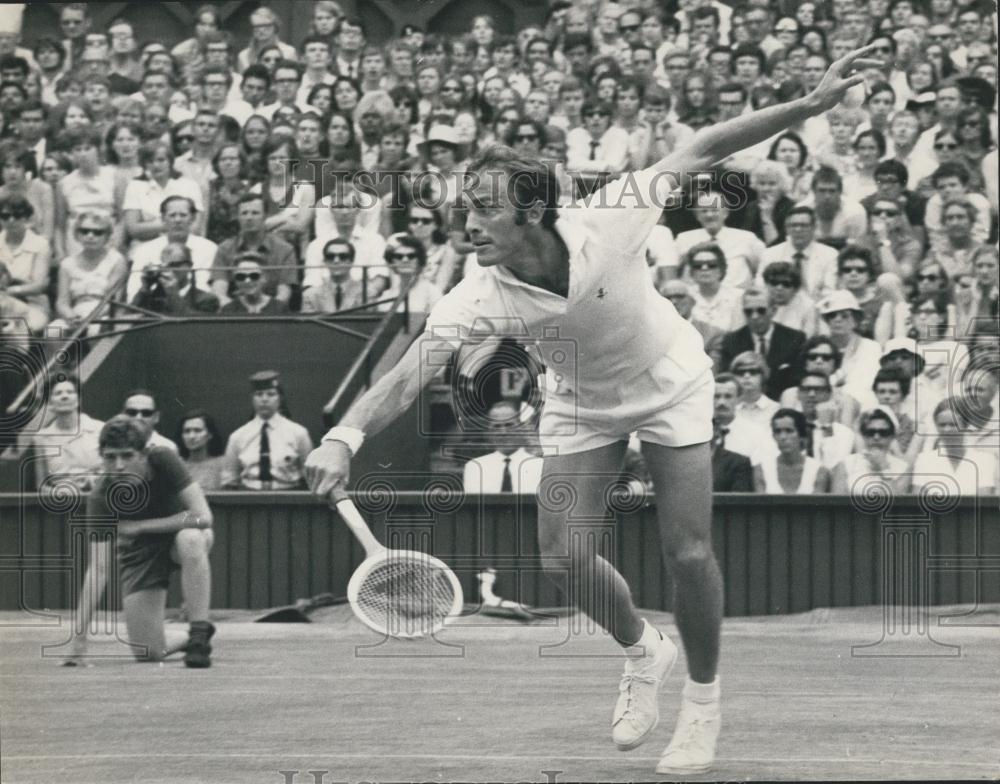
top-left (66, 416), bottom-right (216, 667)
top-left (307, 46), bottom-right (879, 774)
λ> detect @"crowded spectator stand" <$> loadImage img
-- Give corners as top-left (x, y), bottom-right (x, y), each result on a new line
top-left (0, 0), bottom-right (997, 615)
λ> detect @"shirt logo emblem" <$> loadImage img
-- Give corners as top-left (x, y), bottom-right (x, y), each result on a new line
top-left (597, 288), bottom-right (607, 299)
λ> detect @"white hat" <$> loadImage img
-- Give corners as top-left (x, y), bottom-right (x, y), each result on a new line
top-left (418, 124), bottom-right (463, 155)
top-left (818, 289), bottom-right (862, 315)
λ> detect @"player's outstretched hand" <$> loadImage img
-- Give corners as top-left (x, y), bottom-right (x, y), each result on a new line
top-left (304, 440), bottom-right (352, 502)
top-left (810, 43), bottom-right (885, 112)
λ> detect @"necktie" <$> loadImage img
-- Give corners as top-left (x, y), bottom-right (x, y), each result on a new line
top-left (792, 251), bottom-right (805, 270)
top-left (589, 140), bottom-right (599, 160)
top-left (757, 334), bottom-right (767, 357)
top-left (259, 422), bottom-right (272, 483)
top-left (335, 283), bottom-right (343, 310)
top-left (804, 422), bottom-right (816, 457)
top-left (501, 456), bottom-right (513, 492)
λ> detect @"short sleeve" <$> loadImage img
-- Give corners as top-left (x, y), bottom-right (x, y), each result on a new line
top-left (567, 167), bottom-right (680, 257)
top-left (148, 448), bottom-right (194, 494)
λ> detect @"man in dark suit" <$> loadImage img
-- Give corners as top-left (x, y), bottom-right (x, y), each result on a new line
top-left (132, 242), bottom-right (219, 315)
top-left (720, 288), bottom-right (805, 399)
top-left (710, 379), bottom-right (754, 491)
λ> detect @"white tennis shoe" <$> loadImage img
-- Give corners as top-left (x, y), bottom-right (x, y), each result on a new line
top-left (655, 685), bottom-right (721, 775)
top-left (611, 621), bottom-right (678, 751)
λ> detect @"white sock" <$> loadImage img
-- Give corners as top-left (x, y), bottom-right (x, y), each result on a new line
top-left (623, 619), bottom-right (662, 660)
top-left (683, 675), bottom-right (720, 703)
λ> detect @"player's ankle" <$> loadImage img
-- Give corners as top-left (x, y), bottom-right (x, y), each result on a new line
top-left (622, 618), bottom-right (661, 659)
top-left (683, 675), bottom-right (720, 703)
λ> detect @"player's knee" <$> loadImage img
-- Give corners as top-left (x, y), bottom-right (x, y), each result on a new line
top-left (664, 538), bottom-right (715, 572)
top-left (173, 528), bottom-right (208, 561)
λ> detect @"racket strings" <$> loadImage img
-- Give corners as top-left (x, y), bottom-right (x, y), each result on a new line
top-left (355, 556), bottom-right (458, 636)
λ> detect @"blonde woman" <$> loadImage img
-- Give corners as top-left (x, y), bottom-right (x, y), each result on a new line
top-left (750, 160), bottom-right (794, 245)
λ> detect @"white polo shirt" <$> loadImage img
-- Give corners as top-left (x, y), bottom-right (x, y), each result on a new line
top-left (426, 167), bottom-right (712, 397)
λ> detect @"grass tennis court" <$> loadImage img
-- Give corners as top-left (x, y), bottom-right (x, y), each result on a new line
top-left (2, 605), bottom-right (997, 783)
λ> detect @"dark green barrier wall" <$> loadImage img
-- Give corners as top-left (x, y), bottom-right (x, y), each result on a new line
top-left (2, 493), bottom-right (997, 616)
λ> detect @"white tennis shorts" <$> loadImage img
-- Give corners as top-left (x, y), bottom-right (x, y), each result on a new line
top-left (538, 352), bottom-right (715, 457)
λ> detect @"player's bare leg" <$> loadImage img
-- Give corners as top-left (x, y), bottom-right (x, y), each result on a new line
top-left (123, 588), bottom-right (169, 661)
top-left (171, 529), bottom-right (215, 667)
top-left (642, 440), bottom-right (723, 774)
top-left (536, 442), bottom-right (679, 751)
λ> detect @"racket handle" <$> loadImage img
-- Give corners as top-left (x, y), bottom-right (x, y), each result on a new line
top-left (333, 498), bottom-right (384, 557)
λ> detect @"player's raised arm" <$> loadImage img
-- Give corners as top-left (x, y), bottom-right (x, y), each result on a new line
top-left (305, 329), bottom-right (459, 501)
top-left (653, 44), bottom-right (883, 186)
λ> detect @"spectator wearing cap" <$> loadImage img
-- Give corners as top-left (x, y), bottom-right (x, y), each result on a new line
top-left (416, 124), bottom-right (468, 209)
top-left (720, 288), bottom-right (806, 400)
top-left (819, 290), bottom-right (882, 411)
top-left (221, 371), bottom-right (313, 490)
top-left (676, 189), bottom-right (766, 291)
top-left (0, 194), bottom-right (50, 330)
top-left (830, 408), bottom-right (909, 495)
top-left (219, 255), bottom-right (289, 315)
top-left (566, 99), bottom-right (630, 177)
top-left (211, 193), bottom-right (296, 308)
top-left (729, 351), bottom-right (780, 430)
top-left (911, 397), bottom-right (998, 496)
top-left (660, 279), bottom-right (724, 371)
top-left (121, 388), bottom-right (178, 452)
top-left (131, 241), bottom-right (219, 316)
top-left (796, 166), bottom-right (867, 249)
top-left (753, 408), bottom-right (830, 494)
top-left (923, 162), bottom-right (992, 254)
top-left (758, 206), bottom-right (839, 299)
top-left (301, 238), bottom-right (363, 314)
top-left (761, 262), bottom-right (818, 337)
top-left (128, 195), bottom-right (217, 302)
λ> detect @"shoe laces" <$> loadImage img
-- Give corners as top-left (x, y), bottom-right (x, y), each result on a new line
top-left (617, 670), bottom-right (659, 720)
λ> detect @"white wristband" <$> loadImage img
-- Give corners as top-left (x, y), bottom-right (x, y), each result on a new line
top-left (322, 426), bottom-right (365, 456)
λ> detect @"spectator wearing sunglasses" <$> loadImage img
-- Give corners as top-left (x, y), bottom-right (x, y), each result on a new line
top-left (566, 99), bottom-right (629, 177)
top-left (681, 242), bottom-right (745, 334)
top-left (0, 194), bottom-right (50, 332)
top-left (301, 238), bottom-right (363, 314)
top-left (830, 408), bottom-right (909, 495)
top-left (379, 233), bottom-right (442, 314)
top-left (779, 336), bottom-right (861, 429)
top-left (761, 261), bottom-right (818, 337)
top-left (728, 351), bottom-right (779, 430)
top-left (865, 197), bottom-right (923, 282)
top-left (720, 288), bottom-right (806, 399)
top-left (121, 388), bottom-right (178, 452)
top-left (859, 158), bottom-right (927, 237)
top-left (219, 253), bottom-right (289, 314)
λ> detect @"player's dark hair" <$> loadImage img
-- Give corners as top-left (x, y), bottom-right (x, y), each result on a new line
top-left (99, 415), bottom-right (151, 452)
top-left (466, 144), bottom-right (560, 229)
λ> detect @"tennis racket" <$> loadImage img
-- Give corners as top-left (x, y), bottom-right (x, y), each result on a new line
top-left (334, 498), bottom-right (464, 639)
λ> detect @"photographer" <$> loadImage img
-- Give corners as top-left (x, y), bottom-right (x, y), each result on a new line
top-left (131, 242), bottom-right (219, 315)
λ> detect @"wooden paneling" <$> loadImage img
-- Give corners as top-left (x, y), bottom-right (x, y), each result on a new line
top-left (3, 493), bottom-right (998, 616)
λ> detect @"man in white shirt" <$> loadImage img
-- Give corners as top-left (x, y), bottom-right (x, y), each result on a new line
top-left (257, 60), bottom-right (311, 121)
top-left (758, 206), bottom-right (839, 298)
top-left (128, 196), bottom-right (217, 301)
top-left (463, 400), bottom-right (543, 494)
top-left (675, 189), bottom-right (766, 290)
top-left (121, 389), bottom-right (178, 453)
top-left (566, 100), bottom-right (630, 175)
top-left (296, 35), bottom-right (336, 105)
top-left (198, 66), bottom-right (252, 127)
top-left (796, 167), bottom-right (868, 247)
top-left (712, 373), bottom-right (769, 461)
